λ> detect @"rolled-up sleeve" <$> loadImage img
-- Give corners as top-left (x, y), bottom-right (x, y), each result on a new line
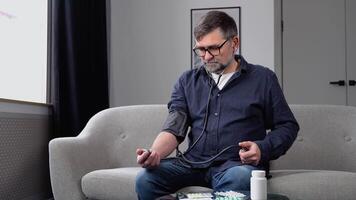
top-left (256, 72), bottom-right (299, 165)
top-left (168, 74), bottom-right (188, 112)
top-left (162, 73), bottom-right (191, 142)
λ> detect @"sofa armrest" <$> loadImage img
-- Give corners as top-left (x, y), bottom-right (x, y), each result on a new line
top-left (49, 105), bottom-right (168, 200)
top-left (49, 135), bottom-right (115, 200)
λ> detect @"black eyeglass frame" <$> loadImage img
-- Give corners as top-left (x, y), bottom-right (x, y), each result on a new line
top-left (192, 39), bottom-right (229, 57)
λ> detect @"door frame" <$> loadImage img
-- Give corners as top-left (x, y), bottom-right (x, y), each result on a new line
top-left (274, 0), bottom-right (283, 88)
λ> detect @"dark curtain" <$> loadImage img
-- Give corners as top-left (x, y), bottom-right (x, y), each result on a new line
top-left (50, 0), bottom-right (109, 137)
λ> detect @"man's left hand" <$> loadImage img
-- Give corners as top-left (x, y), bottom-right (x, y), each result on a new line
top-left (238, 141), bottom-right (261, 166)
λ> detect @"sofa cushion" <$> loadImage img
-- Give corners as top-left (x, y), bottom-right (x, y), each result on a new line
top-left (82, 168), bottom-right (356, 200)
top-left (82, 167), bottom-right (141, 200)
top-left (268, 170), bottom-right (356, 200)
top-left (82, 167), bottom-right (214, 200)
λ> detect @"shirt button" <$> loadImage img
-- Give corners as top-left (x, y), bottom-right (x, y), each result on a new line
top-left (217, 93), bottom-right (220, 97)
top-left (214, 112), bottom-right (218, 116)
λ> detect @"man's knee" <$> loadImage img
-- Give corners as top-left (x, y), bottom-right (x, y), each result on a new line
top-left (135, 162), bottom-right (179, 199)
top-left (135, 169), bottom-right (158, 189)
top-left (135, 169), bottom-right (148, 193)
top-left (135, 169), bottom-right (160, 199)
top-left (213, 165), bottom-right (256, 191)
top-left (228, 166), bottom-right (253, 185)
top-left (136, 159), bottom-right (176, 192)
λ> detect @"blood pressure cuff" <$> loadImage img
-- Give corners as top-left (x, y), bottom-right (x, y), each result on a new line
top-left (162, 110), bottom-right (189, 143)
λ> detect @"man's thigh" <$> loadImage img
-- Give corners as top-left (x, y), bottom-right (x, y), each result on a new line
top-left (136, 158), bottom-right (209, 194)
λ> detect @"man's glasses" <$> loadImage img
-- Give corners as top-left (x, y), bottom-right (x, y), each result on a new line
top-left (193, 39), bottom-right (229, 57)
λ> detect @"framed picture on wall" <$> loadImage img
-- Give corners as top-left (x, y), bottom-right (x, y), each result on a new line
top-left (191, 7), bottom-right (241, 69)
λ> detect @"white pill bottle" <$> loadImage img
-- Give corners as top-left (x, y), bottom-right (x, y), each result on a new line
top-left (250, 170), bottom-right (267, 200)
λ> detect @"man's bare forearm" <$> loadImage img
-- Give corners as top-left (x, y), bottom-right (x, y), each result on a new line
top-left (150, 131), bottom-right (179, 159)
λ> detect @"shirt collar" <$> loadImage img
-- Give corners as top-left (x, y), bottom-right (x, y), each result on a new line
top-left (235, 54), bottom-right (248, 73)
top-left (195, 54), bottom-right (249, 78)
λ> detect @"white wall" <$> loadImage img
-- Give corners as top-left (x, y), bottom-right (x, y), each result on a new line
top-left (109, 0), bottom-right (277, 107)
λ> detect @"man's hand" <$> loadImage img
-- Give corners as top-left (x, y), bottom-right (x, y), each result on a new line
top-left (136, 148), bottom-right (161, 168)
top-left (238, 141), bottom-right (261, 166)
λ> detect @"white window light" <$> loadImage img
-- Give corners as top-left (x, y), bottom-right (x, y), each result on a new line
top-left (0, 0), bottom-right (48, 104)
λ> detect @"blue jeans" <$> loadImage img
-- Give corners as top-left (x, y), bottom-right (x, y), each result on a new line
top-left (135, 158), bottom-right (259, 200)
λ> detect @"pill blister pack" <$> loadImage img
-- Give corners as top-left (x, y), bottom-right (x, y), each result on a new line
top-left (177, 191), bottom-right (247, 200)
top-left (214, 191), bottom-right (247, 200)
top-left (177, 192), bottom-right (213, 200)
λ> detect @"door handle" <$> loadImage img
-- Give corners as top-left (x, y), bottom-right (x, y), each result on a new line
top-left (329, 80), bottom-right (345, 86)
top-left (349, 80), bottom-right (356, 86)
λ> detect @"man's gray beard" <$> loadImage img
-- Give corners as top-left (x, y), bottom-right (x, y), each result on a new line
top-left (204, 62), bottom-right (228, 74)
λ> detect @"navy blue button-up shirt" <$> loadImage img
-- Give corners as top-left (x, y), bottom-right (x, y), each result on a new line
top-left (164, 55), bottom-right (299, 170)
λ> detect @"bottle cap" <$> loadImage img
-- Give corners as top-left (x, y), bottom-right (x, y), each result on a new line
top-left (251, 170), bottom-right (265, 177)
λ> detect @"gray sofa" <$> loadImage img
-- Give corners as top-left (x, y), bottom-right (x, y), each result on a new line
top-left (49, 104), bottom-right (356, 200)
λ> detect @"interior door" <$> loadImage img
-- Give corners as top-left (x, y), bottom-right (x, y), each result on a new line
top-left (282, 0), bottom-right (347, 105)
top-left (346, 0), bottom-right (356, 106)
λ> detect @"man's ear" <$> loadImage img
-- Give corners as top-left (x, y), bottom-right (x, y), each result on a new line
top-left (232, 36), bottom-right (239, 50)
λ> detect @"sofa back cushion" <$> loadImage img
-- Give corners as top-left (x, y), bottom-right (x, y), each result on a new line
top-left (80, 105), bottom-right (168, 168)
top-left (270, 105), bottom-right (356, 172)
top-left (94, 104), bottom-right (356, 172)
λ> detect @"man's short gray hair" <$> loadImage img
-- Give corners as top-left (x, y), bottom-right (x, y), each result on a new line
top-left (194, 11), bottom-right (238, 41)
